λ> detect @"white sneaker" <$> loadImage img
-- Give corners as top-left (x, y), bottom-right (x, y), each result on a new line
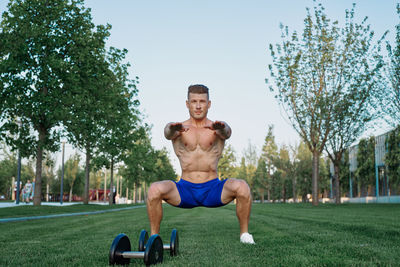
top-left (240, 232), bottom-right (255, 244)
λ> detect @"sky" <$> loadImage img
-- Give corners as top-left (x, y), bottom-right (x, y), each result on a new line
top-left (0, 0), bottom-right (398, 172)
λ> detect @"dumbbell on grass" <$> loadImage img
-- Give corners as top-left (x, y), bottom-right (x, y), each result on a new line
top-left (139, 229), bottom-right (179, 256)
top-left (109, 233), bottom-right (163, 266)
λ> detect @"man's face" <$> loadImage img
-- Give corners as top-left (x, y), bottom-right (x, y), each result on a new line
top-left (186, 93), bottom-right (211, 120)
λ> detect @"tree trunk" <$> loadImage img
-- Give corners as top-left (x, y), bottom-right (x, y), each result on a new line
top-left (143, 183), bottom-right (147, 202)
top-left (334, 163), bottom-right (341, 204)
top-left (133, 183), bottom-right (137, 203)
top-left (69, 188), bottom-right (73, 202)
top-left (260, 188), bottom-right (264, 203)
top-left (33, 126), bottom-right (46, 206)
top-left (312, 150), bottom-right (320, 206)
top-left (292, 176), bottom-right (297, 203)
top-left (302, 193), bottom-right (307, 203)
top-left (267, 175), bottom-right (271, 202)
top-left (109, 158), bottom-right (114, 205)
top-left (83, 149), bottom-right (91, 204)
top-left (282, 186), bottom-right (286, 203)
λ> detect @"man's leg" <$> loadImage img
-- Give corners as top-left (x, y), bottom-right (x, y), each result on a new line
top-left (146, 180), bottom-right (181, 235)
top-left (221, 179), bottom-right (252, 235)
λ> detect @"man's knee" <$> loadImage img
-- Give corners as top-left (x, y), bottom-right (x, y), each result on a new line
top-left (227, 179), bottom-right (251, 199)
top-left (147, 182), bottom-right (164, 202)
top-left (147, 181), bottom-right (177, 203)
top-left (235, 179), bottom-right (251, 199)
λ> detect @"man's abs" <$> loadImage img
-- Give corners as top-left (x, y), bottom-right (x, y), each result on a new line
top-left (177, 149), bottom-right (219, 183)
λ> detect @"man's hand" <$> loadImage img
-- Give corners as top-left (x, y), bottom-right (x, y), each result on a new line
top-left (170, 122), bottom-right (189, 133)
top-left (205, 120), bottom-right (226, 131)
top-left (165, 122), bottom-right (189, 140)
top-left (205, 120), bottom-right (231, 140)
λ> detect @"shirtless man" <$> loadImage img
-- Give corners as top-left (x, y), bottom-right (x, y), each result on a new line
top-left (146, 84), bottom-right (255, 244)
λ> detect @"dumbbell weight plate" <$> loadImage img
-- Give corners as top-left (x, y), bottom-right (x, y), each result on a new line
top-left (144, 234), bottom-right (164, 265)
top-left (170, 229), bottom-right (179, 256)
top-left (109, 233), bottom-right (131, 265)
top-left (138, 229), bottom-right (149, 251)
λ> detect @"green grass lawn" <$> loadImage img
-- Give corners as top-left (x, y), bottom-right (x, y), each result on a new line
top-left (0, 203), bottom-right (399, 266)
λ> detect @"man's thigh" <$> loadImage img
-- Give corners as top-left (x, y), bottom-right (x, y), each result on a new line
top-left (151, 180), bottom-right (181, 207)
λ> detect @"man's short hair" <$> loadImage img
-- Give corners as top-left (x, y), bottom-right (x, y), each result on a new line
top-left (188, 84), bottom-right (209, 99)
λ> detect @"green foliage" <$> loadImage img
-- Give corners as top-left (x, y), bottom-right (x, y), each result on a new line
top-left (319, 157), bottom-right (331, 196)
top-left (261, 125), bottom-right (278, 200)
top-left (238, 141), bottom-right (258, 192)
top-left (322, 3), bottom-right (384, 204)
top-left (120, 126), bottom-right (177, 191)
top-left (94, 47), bottom-right (141, 204)
top-left (218, 144), bottom-right (237, 180)
top-left (272, 145), bottom-right (291, 202)
top-left (0, 151), bottom-right (17, 197)
top-left (268, 2), bottom-right (383, 205)
top-left (59, 153), bottom-right (84, 200)
top-left (355, 136), bottom-right (376, 197)
top-left (253, 157), bottom-right (267, 201)
top-left (385, 126), bottom-right (400, 190)
top-left (296, 142), bottom-right (313, 202)
top-left (0, 0), bottom-right (111, 205)
top-left (382, 4), bottom-right (400, 126)
top-left (236, 157), bottom-right (247, 182)
top-left (0, 0), bottom-right (99, 154)
top-left (0, 149), bottom-right (35, 198)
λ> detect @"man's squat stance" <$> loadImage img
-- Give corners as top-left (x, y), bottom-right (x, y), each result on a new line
top-left (147, 84), bottom-right (255, 244)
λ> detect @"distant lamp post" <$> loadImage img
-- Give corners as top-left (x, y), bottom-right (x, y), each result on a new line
top-left (16, 149), bottom-right (22, 204)
top-left (60, 141), bottom-right (65, 205)
top-left (16, 120), bottom-right (22, 205)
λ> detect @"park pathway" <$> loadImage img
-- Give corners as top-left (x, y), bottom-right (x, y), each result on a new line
top-left (0, 205), bottom-right (145, 223)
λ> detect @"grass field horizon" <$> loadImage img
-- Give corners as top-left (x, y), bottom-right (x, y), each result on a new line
top-left (1, 203), bottom-right (399, 266)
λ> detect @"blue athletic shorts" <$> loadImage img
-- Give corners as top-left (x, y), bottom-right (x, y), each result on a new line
top-left (173, 178), bottom-right (228, 209)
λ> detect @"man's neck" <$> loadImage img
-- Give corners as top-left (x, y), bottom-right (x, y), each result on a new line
top-left (189, 117), bottom-right (208, 127)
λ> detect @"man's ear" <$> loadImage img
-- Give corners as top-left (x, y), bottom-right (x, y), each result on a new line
top-left (186, 100), bottom-right (189, 109)
top-left (208, 100), bottom-right (211, 109)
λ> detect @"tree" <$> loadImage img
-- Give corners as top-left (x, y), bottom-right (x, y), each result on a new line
top-left (0, 0), bottom-right (105, 205)
top-left (268, 2), bottom-right (383, 205)
top-left (261, 125), bottom-right (278, 201)
top-left (62, 21), bottom-right (116, 204)
top-left (153, 148), bottom-right (177, 183)
top-left (121, 125), bottom-right (176, 202)
top-left (218, 143), bottom-right (237, 180)
top-left (275, 145), bottom-right (291, 203)
top-left (253, 157), bottom-right (267, 202)
top-left (382, 4), bottom-right (400, 126)
top-left (237, 157), bottom-right (248, 184)
top-left (242, 141), bottom-right (258, 196)
top-left (0, 150), bottom-right (17, 198)
top-left (0, 147), bottom-right (35, 199)
top-left (322, 5), bottom-right (383, 204)
top-left (62, 153), bottom-right (81, 202)
top-left (385, 127), bottom-right (400, 194)
top-left (296, 142), bottom-right (313, 202)
top-left (96, 47), bottom-right (140, 205)
top-left (355, 137), bottom-right (375, 197)
top-left (319, 157), bottom-right (331, 198)
top-left (289, 143), bottom-right (300, 202)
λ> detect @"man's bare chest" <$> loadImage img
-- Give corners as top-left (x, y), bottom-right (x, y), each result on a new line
top-left (179, 128), bottom-right (218, 151)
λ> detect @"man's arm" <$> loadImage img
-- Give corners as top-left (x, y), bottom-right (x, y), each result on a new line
top-left (164, 122), bottom-right (188, 140)
top-left (210, 121), bottom-right (232, 140)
